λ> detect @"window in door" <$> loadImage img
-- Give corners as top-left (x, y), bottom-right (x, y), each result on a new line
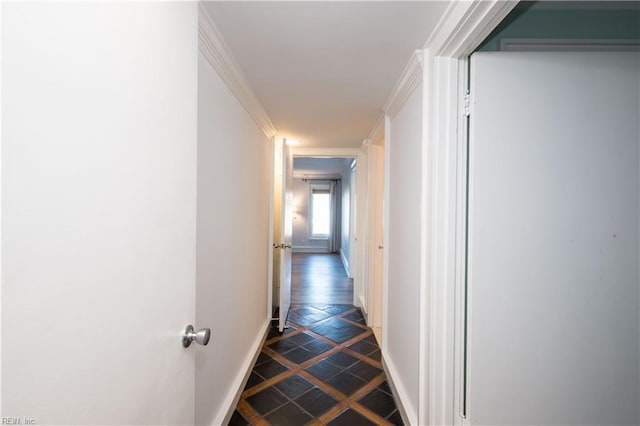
top-left (310, 186), bottom-right (330, 238)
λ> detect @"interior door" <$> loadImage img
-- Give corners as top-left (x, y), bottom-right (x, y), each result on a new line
top-left (367, 143), bottom-right (385, 341)
top-left (466, 52), bottom-right (640, 425)
top-left (2, 3), bottom-right (197, 424)
top-left (278, 142), bottom-right (294, 332)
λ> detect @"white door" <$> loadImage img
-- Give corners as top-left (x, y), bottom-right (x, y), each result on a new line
top-left (272, 138), bottom-right (293, 332)
top-left (278, 143), bottom-right (294, 332)
top-left (368, 143), bottom-right (385, 340)
top-left (2, 3), bottom-right (197, 424)
top-left (466, 52), bottom-right (640, 425)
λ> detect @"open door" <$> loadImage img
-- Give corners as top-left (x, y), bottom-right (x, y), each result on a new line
top-left (366, 142), bottom-right (385, 343)
top-left (2, 3), bottom-right (198, 423)
top-left (466, 51), bottom-right (640, 425)
top-left (272, 138), bottom-right (293, 332)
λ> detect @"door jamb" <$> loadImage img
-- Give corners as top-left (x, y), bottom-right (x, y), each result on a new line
top-left (282, 146), bottom-right (365, 310)
top-left (419, 1), bottom-right (519, 425)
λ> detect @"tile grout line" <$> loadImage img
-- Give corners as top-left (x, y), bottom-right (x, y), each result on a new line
top-left (234, 305), bottom-right (401, 426)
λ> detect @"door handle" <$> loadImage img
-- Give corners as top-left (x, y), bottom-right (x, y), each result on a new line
top-left (378, 245), bottom-right (383, 249)
top-left (273, 243), bottom-right (292, 249)
top-left (182, 325), bottom-right (211, 348)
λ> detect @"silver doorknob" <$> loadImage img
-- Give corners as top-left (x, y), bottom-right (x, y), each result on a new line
top-left (182, 325), bottom-right (211, 348)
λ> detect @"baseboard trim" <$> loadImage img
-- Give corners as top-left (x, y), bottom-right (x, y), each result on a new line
top-left (382, 351), bottom-right (416, 426)
top-left (215, 318), bottom-right (270, 425)
top-left (340, 248), bottom-right (350, 276)
top-left (292, 246), bottom-right (330, 253)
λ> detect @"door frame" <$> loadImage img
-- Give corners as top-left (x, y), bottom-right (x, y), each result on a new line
top-left (267, 136), bottom-right (293, 331)
top-left (416, 1), bottom-right (519, 425)
top-left (285, 146), bottom-right (365, 309)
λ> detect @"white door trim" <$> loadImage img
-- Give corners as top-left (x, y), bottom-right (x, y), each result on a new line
top-left (290, 147), bottom-right (361, 158)
top-left (500, 38), bottom-right (640, 51)
top-left (418, 1), bottom-right (519, 425)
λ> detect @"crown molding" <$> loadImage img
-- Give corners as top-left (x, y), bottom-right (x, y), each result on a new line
top-left (424, 0), bottom-right (518, 57)
top-left (290, 147), bottom-right (362, 158)
top-left (367, 114), bottom-right (385, 146)
top-left (198, 4), bottom-right (277, 139)
top-left (382, 50), bottom-right (424, 118)
top-left (293, 172), bottom-right (342, 180)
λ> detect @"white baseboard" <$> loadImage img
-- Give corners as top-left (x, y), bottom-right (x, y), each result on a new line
top-left (358, 294), bottom-right (366, 312)
top-left (292, 245), bottom-right (329, 253)
top-left (340, 248), bottom-right (350, 276)
top-left (215, 318), bottom-right (270, 425)
top-left (382, 351), bottom-right (416, 426)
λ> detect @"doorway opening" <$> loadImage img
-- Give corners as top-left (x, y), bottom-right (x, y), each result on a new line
top-left (290, 157), bottom-right (356, 306)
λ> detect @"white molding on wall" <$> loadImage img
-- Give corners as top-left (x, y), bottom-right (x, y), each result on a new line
top-left (217, 318), bottom-right (270, 426)
top-left (340, 248), bottom-right (350, 278)
top-left (290, 147), bottom-right (362, 158)
top-left (383, 50), bottom-right (424, 118)
top-left (383, 352), bottom-right (417, 425)
top-left (292, 172), bottom-right (342, 180)
top-left (292, 246), bottom-right (329, 253)
top-left (500, 38), bottom-right (640, 51)
top-left (198, 4), bottom-right (277, 140)
top-left (367, 114), bottom-right (385, 145)
top-left (418, 2), bottom-right (519, 426)
top-left (526, 1), bottom-right (640, 10)
top-left (424, 0), bottom-right (518, 57)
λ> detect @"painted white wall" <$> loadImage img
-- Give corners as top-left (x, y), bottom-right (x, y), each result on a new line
top-left (2, 3), bottom-right (198, 424)
top-left (195, 48), bottom-right (271, 424)
top-left (385, 81), bottom-right (423, 423)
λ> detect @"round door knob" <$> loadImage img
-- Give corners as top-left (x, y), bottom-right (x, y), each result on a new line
top-left (182, 325), bottom-right (211, 348)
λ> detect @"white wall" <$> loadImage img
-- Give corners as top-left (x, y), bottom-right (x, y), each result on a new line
top-left (385, 82), bottom-right (423, 423)
top-left (2, 3), bottom-right (198, 424)
top-left (195, 48), bottom-right (271, 424)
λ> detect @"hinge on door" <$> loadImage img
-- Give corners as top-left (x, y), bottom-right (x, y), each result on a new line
top-left (463, 90), bottom-right (471, 117)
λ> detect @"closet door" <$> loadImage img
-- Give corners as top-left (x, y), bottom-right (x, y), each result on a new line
top-left (467, 52), bottom-right (640, 425)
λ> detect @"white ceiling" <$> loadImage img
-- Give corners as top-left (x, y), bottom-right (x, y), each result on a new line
top-left (204, 1), bottom-right (449, 148)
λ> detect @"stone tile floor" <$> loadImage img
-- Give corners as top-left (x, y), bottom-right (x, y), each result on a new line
top-left (230, 304), bottom-right (403, 426)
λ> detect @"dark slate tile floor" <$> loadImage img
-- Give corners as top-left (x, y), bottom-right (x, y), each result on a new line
top-left (230, 304), bottom-right (404, 426)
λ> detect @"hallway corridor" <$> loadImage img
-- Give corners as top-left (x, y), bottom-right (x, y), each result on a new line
top-left (292, 254), bottom-right (354, 305)
top-left (230, 305), bottom-right (402, 425)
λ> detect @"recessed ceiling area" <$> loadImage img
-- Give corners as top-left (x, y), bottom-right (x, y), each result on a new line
top-left (293, 157), bottom-right (351, 178)
top-left (204, 1), bottom-right (449, 148)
